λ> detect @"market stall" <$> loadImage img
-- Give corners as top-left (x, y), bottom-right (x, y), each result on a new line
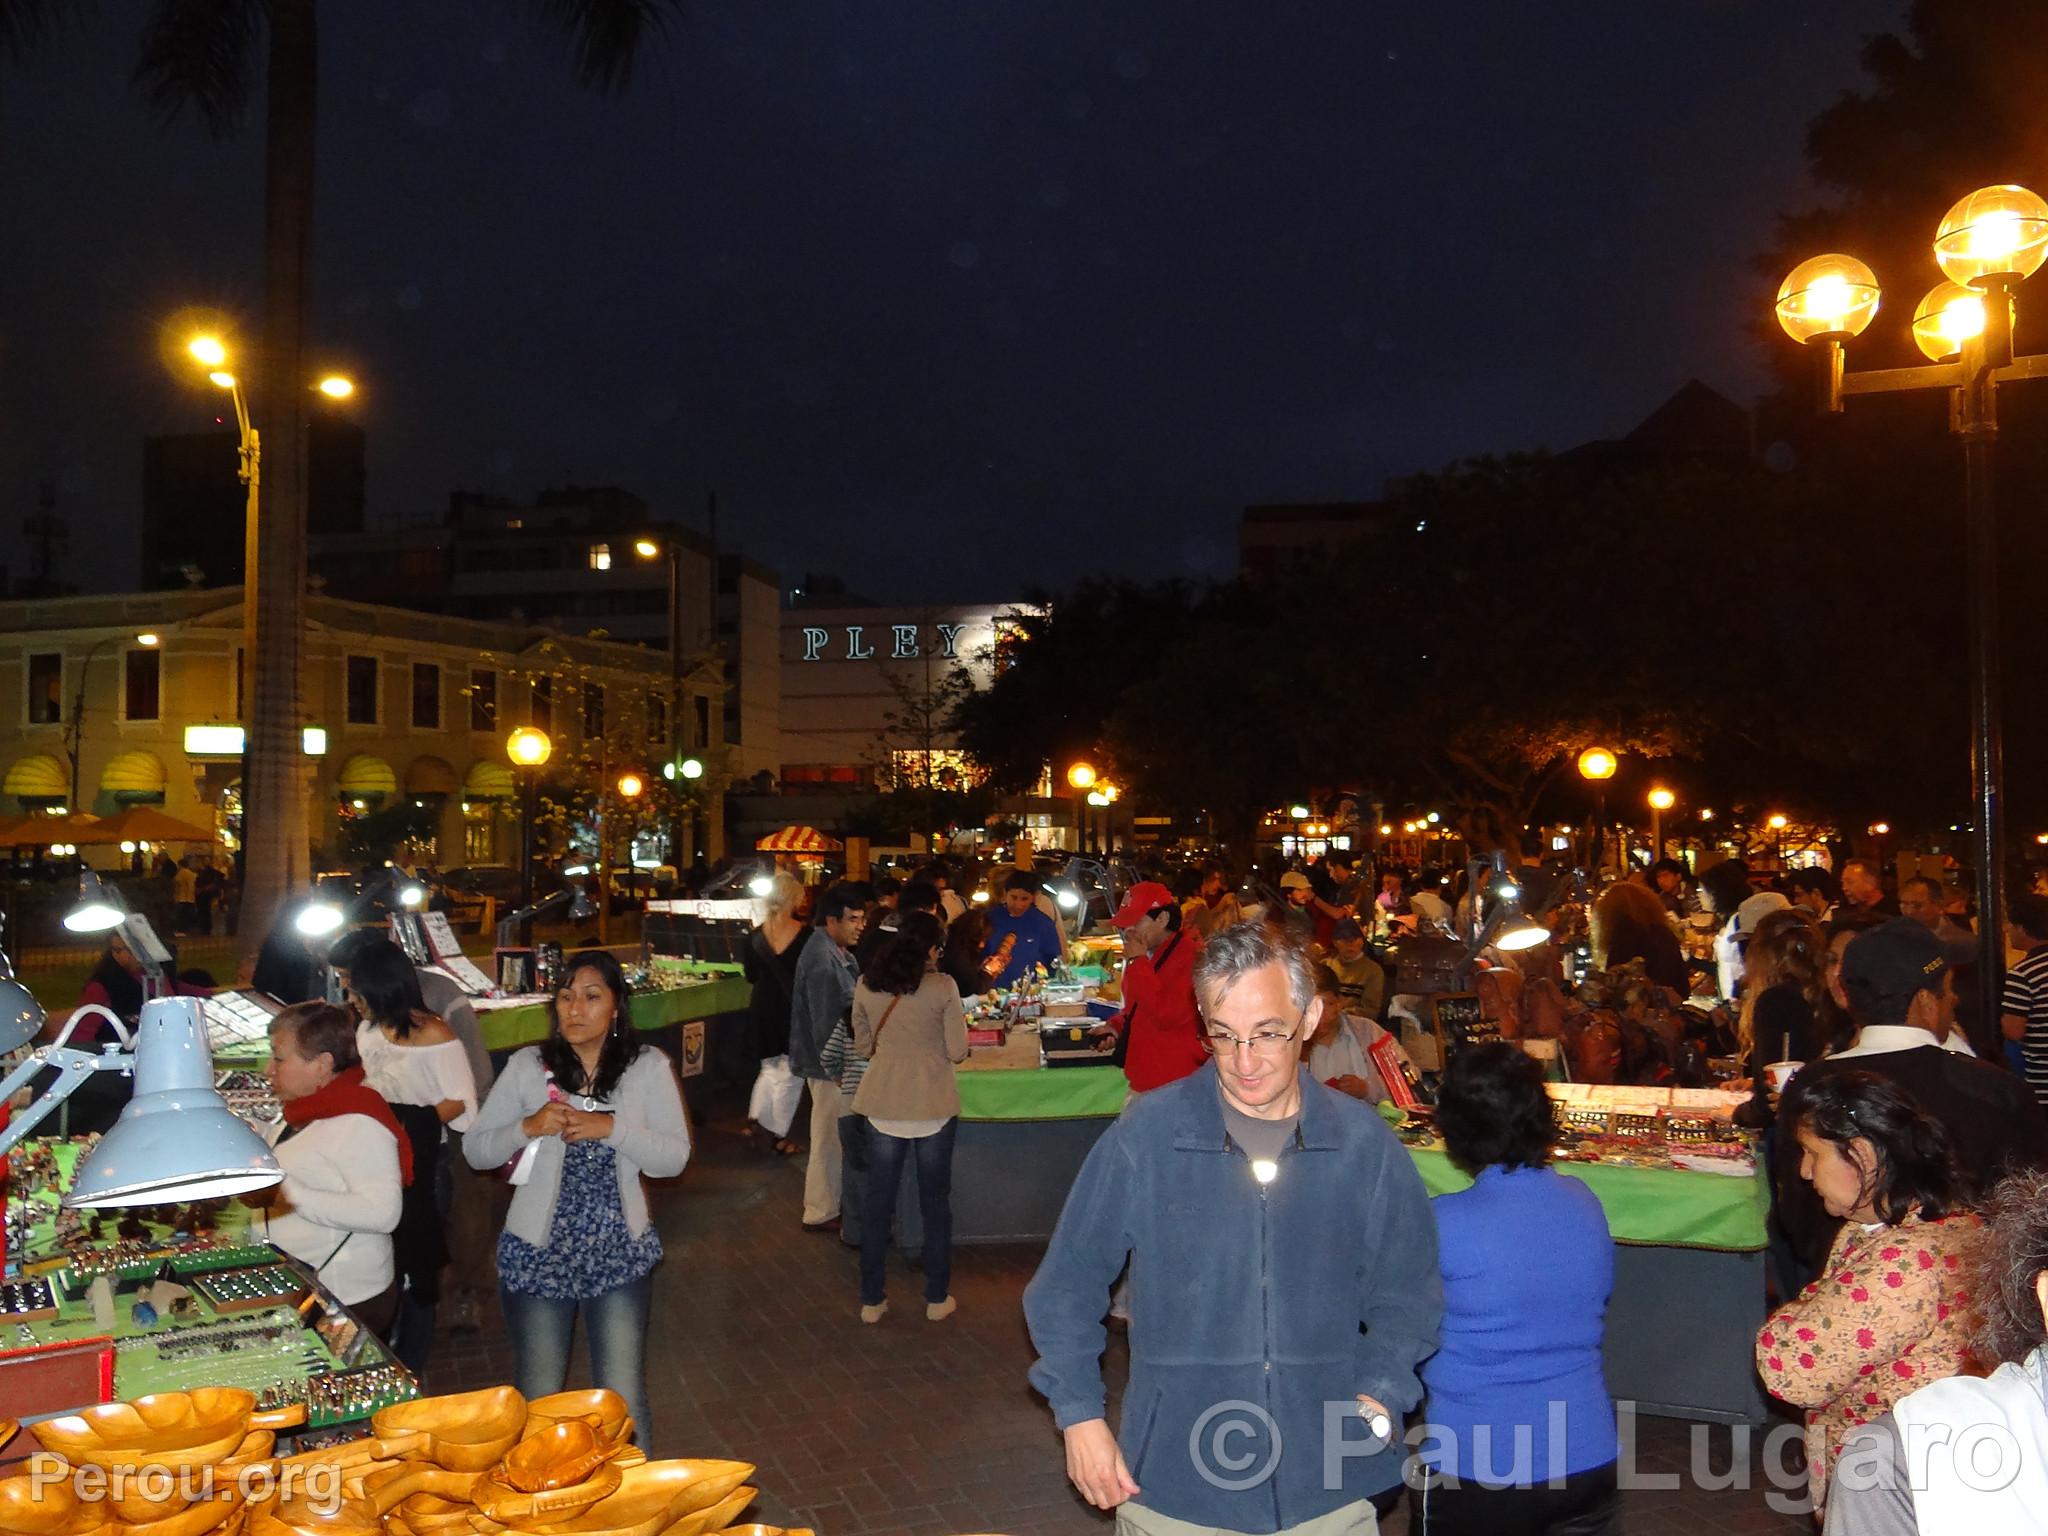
top-left (895, 1055), bottom-right (1771, 1426)
top-left (1, 1138), bottom-right (415, 1429)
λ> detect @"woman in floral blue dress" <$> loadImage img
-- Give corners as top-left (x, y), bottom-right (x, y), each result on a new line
top-left (466, 950), bottom-right (690, 1441)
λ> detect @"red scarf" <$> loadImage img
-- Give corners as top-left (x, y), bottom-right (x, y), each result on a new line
top-left (280, 1065), bottom-right (414, 1186)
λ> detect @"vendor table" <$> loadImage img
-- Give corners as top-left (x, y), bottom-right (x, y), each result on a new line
top-left (890, 1064), bottom-right (1770, 1425)
top-left (474, 975), bottom-right (750, 1052)
top-left (1408, 1147), bottom-right (1770, 1425)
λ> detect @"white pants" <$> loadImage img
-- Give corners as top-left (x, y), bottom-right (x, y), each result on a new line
top-left (802, 1082), bottom-right (844, 1226)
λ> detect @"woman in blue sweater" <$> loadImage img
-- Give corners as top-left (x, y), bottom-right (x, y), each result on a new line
top-left (1413, 1043), bottom-right (1619, 1536)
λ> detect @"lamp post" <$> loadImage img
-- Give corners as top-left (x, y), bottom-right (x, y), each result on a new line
top-left (1647, 786), bottom-right (1675, 862)
top-left (633, 537), bottom-right (686, 781)
top-left (617, 771), bottom-right (644, 921)
top-left (186, 334), bottom-right (355, 961)
top-left (507, 726), bottom-right (552, 917)
top-left (1778, 184), bottom-right (2048, 1039)
top-left (1767, 812), bottom-right (1790, 870)
top-left (1577, 746), bottom-right (1617, 877)
top-left (1067, 762), bottom-right (1097, 854)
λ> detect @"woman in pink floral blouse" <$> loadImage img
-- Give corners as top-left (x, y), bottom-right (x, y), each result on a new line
top-left (1755, 1069), bottom-right (1984, 1517)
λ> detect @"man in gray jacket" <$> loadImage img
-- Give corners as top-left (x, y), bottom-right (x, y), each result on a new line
top-left (1025, 922), bottom-right (1440, 1536)
top-left (789, 882), bottom-right (866, 1231)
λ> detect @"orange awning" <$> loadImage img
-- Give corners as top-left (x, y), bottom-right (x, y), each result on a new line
top-left (756, 825), bottom-right (844, 854)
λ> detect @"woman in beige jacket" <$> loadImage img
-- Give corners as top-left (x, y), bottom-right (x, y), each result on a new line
top-left (851, 910), bottom-right (970, 1323)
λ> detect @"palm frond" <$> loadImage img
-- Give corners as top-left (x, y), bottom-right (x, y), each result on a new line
top-left (132, 0), bottom-right (263, 137)
top-left (529, 0), bottom-right (683, 94)
top-left (0, 0), bottom-right (86, 65)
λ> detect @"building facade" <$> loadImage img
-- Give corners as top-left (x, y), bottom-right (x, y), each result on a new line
top-left (308, 485), bottom-right (781, 786)
top-left (0, 588), bottom-right (726, 871)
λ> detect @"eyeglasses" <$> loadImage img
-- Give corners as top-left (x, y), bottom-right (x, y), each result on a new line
top-left (1203, 1022), bottom-right (1301, 1059)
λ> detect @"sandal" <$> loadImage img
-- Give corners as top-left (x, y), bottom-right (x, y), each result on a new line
top-left (773, 1138), bottom-right (804, 1157)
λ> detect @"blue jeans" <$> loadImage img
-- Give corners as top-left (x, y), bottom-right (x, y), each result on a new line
top-left (858, 1117), bottom-right (958, 1308)
top-left (501, 1278), bottom-right (654, 1445)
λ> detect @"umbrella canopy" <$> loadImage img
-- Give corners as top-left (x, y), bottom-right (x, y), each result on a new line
top-left (756, 825), bottom-right (844, 854)
top-left (0, 813), bottom-right (118, 847)
top-left (88, 806), bottom-right (218, 845)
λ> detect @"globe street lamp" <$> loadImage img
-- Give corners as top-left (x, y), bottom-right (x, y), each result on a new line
top-left (507, 726), bottom-right (552, 913)
top-left (1066, 762), bottom-right (1097, 852)
top-left (1647, 786), bottom-right (1675, 858)
top-left (1577, 747), bottom-right (1617, 876)
top-left (1778, 182), bottom-right (2048, 1034)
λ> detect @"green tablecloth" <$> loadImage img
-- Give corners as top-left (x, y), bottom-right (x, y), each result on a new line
top-left (1406, 1146), bottom-right (1770, 1252)
top-left (957, 1065), bottom-right (1130, 1122)
top-left (939, 1064), bottom-right (1771, 1252)
top-left (476, 977), bottom-right (751, 1052)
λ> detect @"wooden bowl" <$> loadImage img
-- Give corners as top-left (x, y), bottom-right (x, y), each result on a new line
top-left (99, 1428), bottom-right (276, 1524)
top-left (0, 1467), bottom-right (97, 1536)
top-left (38, 1391), bottom-right (257, 1473)
top-left (466, 1462), bottom-right (757, 1536)
top-left (366, 1386), bottom-right (528, 1472)
top-left (521, 1392), bottom-right (631, 1445)
top-left (116, 1480), bottom-right (248, 1536)
top-left (497, 1421), bottom-right (635, 1493)
top-left (664, 1483), bottom-right (756, 1536)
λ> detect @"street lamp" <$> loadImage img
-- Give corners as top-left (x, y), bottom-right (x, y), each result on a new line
top-left (1647, 786), bottom-right (1675, 858)
top-left (1767, 811), bottom-right (1789, 868)
top-left (1577, 746), bottom-right (1617, 876)
top-left (632, 536), bottom-right (687, 780)
top-left (185, 331), bottom-right (358, 964)
top-left (507, 726), bottom-right (553, 914)
top-left (1066, 762), bottom-right (1097, 852)
top-left (1778, 181), bottom-right (2048, 1038)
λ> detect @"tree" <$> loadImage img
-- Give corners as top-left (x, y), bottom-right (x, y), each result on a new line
top-left (3, 0), bottom-right (686, 962)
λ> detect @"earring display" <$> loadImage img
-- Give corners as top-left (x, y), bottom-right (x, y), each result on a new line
top-left (190, 1263), bottom-right (310, 1315)
top-left (0, 1278), bottom-right (59, 1323)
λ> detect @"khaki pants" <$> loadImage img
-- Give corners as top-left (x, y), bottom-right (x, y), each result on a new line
top-left (802, 1080), bottom-right (844, 1226)
top-left (1116, 1499), bottom-right (1377, 1536)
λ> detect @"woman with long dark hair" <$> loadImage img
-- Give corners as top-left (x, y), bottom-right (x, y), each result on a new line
top-left (1411, 1043), bottom-right (1619, 1536)
top-left (941, 908), bottom-right (990, 999)
top-left (346, 937), bottom-right (477, 1375)
top-left (849, 911), bottom-right (969, 1324)
top-left (1734, 908), bottom-right (1835, 1088)
top-left (1756, 1070), bottom-right (1983, 1516)
top-left (1588, 881), bottom-right (1686, 993)
top-left (465, 950), bottom-right (690, 1445)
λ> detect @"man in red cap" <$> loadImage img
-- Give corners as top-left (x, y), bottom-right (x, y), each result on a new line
top-left (1092, 881), bottom-right (1209, 1093)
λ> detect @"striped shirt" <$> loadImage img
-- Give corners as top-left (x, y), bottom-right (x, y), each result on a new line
top-left (2002, 943), bottom-right (2048, 1105)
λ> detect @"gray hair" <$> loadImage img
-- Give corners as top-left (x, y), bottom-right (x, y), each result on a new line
top-left (1977, 1166), bottom-right (2048, 1365)
top-left (1192, 921), bottom-right (1318, 1020)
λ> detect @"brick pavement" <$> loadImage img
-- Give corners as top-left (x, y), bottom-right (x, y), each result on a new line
top-left (427, 1098), bottom-right (1812, 1536)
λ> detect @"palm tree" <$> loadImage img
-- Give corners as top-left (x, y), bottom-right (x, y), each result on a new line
top-left (5, 0), bottom-right (684, 961)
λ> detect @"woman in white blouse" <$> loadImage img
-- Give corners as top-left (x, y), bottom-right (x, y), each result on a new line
top-left (344, 937), bottom-right (478, 1375)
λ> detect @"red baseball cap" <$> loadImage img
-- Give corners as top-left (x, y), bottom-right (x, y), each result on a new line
top-left (1110, 881), bottom-right (1177, 928)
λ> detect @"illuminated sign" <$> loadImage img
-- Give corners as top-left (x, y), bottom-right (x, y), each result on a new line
top-left (799, 622), bottom-right (978, 663)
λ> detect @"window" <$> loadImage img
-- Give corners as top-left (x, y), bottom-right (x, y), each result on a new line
top-left (646, 694), bottom-right (667, 746)
top-left (583, 682), bottom-right (605, 737)
top-left (530, 676), bottom-right (552, 733)
top-left (26, 653), bottom-right (61, 725)
top-left (346, 655), bottom-right (379, 725)
top-left (470, 668), bottom-right (497, 731)
top-left (694, 695), bottom-right (711, 750)
top-left (124, 649), bottom-right (161, 722)
top-left (411, 663), bottom-right (441, 730)
top-left (587, 543), bottom-right (612, 571)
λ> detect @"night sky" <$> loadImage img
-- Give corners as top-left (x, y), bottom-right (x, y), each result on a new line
top-left (0, 1), bottom-right (1905, 603)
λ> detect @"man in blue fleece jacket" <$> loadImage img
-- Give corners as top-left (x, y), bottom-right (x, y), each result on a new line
top-left (1024, 922), bottom-right (1441, 1536)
